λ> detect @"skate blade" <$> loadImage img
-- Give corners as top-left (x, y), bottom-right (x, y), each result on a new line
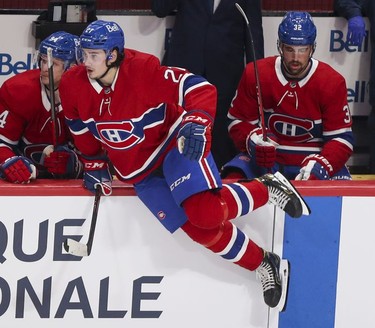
top-left (274, 171), bottom-right (311, 216)
top-left (277, 259), bottom-right (290, 312)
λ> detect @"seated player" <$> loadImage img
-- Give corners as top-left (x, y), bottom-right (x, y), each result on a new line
top-left (0, 31), bottom-right (83, 183)
top-left (222, 12), bottom-right (354, 181)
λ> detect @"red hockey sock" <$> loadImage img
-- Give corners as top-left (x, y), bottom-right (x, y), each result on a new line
top-left (181, 220), bottom-right (264, 271)
top-left (235, 239), bottom-right (264, 271)
top-left (183, 180), bottom-right (269, 228)
top-left (221, 179), bottom-right (268, 220)
top-left (224, 171), bottom-right (246, 179)
top-left (183, 190), bottom-right (228, 229)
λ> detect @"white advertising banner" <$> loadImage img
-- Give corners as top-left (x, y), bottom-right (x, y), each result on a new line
top-left (1, 185), bottom-right (375, 327)
top-left (0, 193), bottom-right (281, 328)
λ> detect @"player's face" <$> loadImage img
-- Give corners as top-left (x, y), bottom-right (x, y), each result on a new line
top-left (39, 55), bottom-right (65, 87)
top-left (280, 44), bottom-right (313, 77)
top-left (81, 49), bottom-right (109, 79)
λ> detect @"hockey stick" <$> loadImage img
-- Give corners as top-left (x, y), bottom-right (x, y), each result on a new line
top-left (47, 47), bottom-right (59, 146)
top-left (235, 3), bottom-right (267, 141)
top-left (64, 186), bottom-right (102, 256)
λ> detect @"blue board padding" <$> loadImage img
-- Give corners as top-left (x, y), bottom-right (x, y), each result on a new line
top-left (279, 196), bottom-right (343, 328)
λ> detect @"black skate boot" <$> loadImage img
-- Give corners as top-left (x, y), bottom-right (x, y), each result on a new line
top-left (257, 171), bottom-right (311, 218)
top-left (256, 251), bottom-right (289, 311)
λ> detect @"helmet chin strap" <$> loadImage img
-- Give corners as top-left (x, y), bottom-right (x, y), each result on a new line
top-left (96, 61), bottom-right (117, 85)
top-left (96, 67), bottom-right (111, 81)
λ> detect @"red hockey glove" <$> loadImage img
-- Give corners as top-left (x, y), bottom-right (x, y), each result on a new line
top-left (246, 127), bottom-right (279, 168)
top-left (177, 110), bottom-right (213, 161)
top-left (81, 154), bottom-right (112, 196)
top-left (0, 156), bottom-right (37, 183)
top-left (295, 154), bottom-right (334, 180)
top-left (42, 145), bottom-right (83, 179)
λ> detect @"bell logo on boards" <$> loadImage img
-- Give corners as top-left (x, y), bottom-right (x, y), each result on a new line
top-left (0, 53), bottom-right (37, 76)
top-left (329, 30), bottom-right (369, 52)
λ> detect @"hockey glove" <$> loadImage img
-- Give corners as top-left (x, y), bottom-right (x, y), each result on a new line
top-left (41, 145), bottom-right (83, 179)
top-left (347, 16), bottom-right (366, 46)
top-left (246, 127), bottom-right (279, 168)
top-left (81, 154), bottom-right (112, 196)
top-left (0, 156), bottom-right (37, 183)
top-left (295, 154), bottom-right (333, 180)
top-left (177, 110), bottom-right (213, 161)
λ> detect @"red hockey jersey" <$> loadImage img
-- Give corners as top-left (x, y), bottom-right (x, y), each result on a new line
top-left (228, 56), bottom-right (354, 174)
top-left (60, 48), bottom-right (217, 184)
top-left (0, 69), bottom-right (72, 163)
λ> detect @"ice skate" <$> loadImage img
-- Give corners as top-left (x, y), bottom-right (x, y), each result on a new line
top-left (256, 251), bottom-right (289, 312)
top-left (257, 171), bottom-right (311, 218)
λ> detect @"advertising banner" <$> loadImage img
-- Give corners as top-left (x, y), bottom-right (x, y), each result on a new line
top-left (0, 190), bottom-right (280, 327)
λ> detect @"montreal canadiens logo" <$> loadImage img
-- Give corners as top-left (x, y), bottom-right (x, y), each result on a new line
top-left (96, 121), bottom-right (142, 149)
top-left (268, 113), bottom-right (315, 142)
top-left (95, 104), bottom-right (167, 150)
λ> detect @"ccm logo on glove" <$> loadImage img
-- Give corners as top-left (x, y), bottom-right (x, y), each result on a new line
top-left (177, 110), bottom-right (213, 161)
top-left (183, 115), bottom-right (210, 125)
top-left (84, 162), bottom-right (106, 170)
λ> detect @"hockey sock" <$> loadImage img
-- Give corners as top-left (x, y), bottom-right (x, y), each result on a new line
top-left (223, 171), bottom-right (246, 179)
top-left (181, 220), bottom-right (263, 271)
top-left (221, 179), bottom-right (268, 220)
top-left (183, 190), bottom-right (228, 229)
top-left (183, 179), bottom-right (268, 229)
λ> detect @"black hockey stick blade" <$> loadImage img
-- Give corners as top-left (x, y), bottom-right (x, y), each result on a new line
top-left (64, 187), bottom-right (102, 256)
